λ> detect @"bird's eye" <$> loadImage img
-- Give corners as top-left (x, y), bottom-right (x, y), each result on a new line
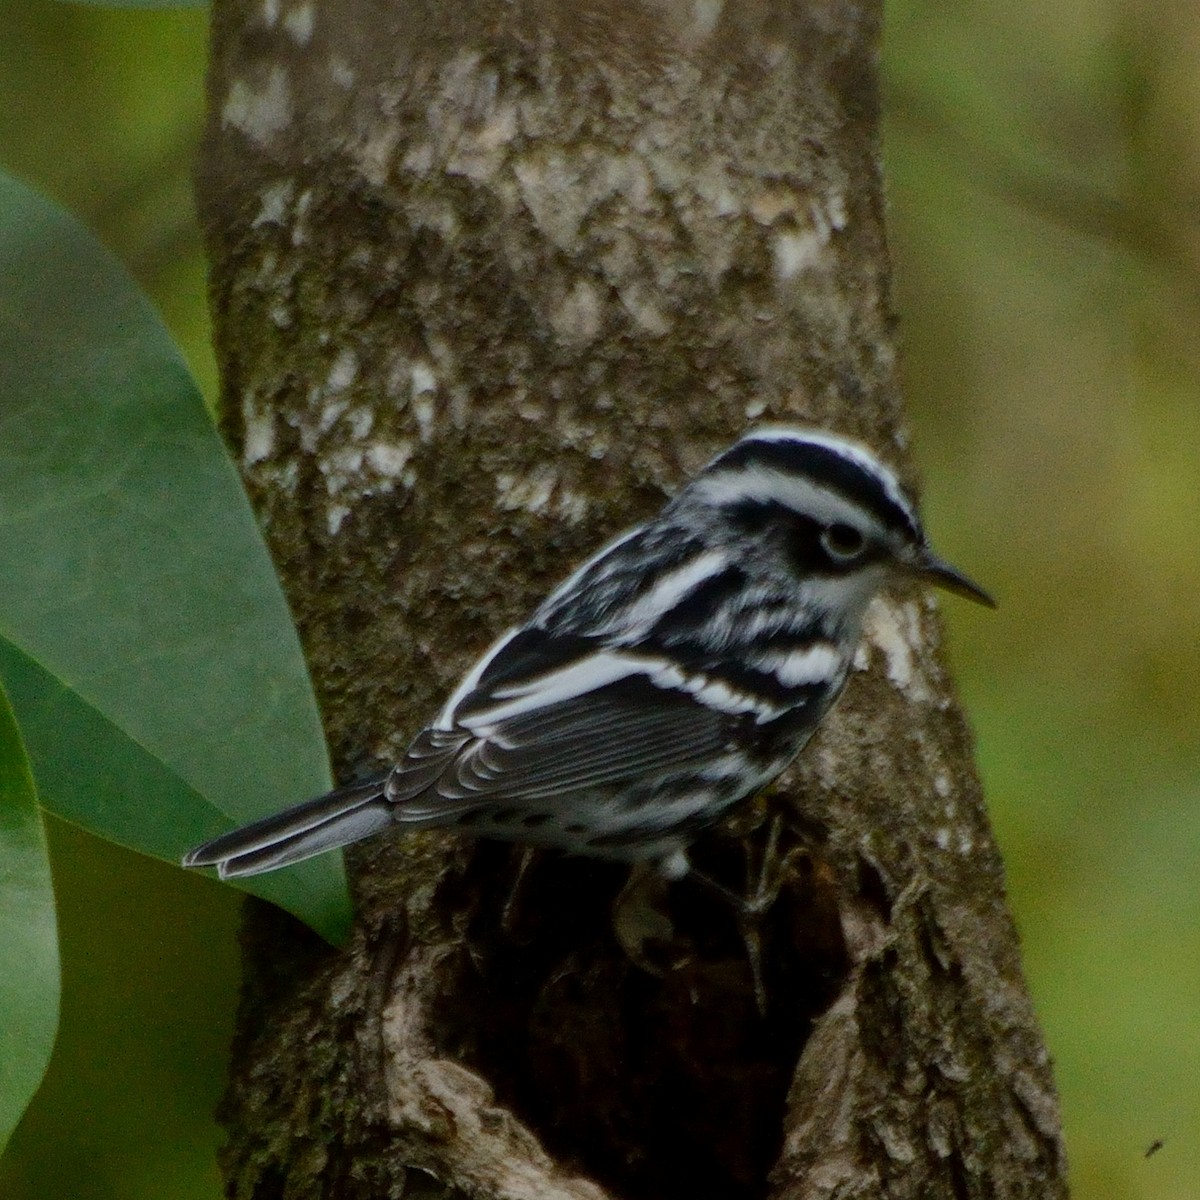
top-left (821, 523), bottom-right (866, 561)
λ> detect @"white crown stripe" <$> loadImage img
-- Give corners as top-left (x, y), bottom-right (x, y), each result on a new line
top-left (721, 426), bottom-right (917, 531)
top-left (691, 465), bottom-right (887, 538)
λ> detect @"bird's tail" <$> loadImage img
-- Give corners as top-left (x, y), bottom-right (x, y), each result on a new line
top-left (182, 777), bottom-right (392, 879)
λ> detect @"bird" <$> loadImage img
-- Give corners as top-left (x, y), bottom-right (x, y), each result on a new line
top-left (183, 426), bottom-right (992, 887)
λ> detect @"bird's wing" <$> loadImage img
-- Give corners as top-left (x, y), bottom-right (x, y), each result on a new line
top-left (384, 628), bottom-right (758, 813)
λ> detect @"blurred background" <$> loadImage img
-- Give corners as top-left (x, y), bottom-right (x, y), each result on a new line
top-left (0, 1), bottom-right (1195, 1197)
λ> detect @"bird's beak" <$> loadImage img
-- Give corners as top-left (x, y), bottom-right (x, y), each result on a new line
top-left (911, 549), bottom-right (996, 608)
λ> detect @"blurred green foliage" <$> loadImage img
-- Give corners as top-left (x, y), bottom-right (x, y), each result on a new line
top-left (0, 0), bottom-right (1195, 1197)
top-left (0, 0), bottom-right (214, 402)
top-left (887, 3), bottom-right (1200, 1196)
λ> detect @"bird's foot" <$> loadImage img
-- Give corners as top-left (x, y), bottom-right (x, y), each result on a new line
top-left (687, 813), bottom-right (796, 1015)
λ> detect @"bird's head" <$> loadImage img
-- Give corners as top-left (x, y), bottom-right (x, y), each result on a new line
top-left (680, 425), bottom-right (994, 634)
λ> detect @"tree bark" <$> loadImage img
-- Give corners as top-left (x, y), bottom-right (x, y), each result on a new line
top-left (197, 2), bottom-right (1067, 1197)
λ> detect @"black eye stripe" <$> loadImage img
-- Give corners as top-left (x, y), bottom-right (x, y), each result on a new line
top-left (724, 498), bottom-right (819, 537)
top-left (724, 501), bottom-right (870, 576)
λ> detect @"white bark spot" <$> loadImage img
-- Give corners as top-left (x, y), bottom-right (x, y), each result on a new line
top-left (495, 466), bottom-right (558, 515)
top-left (366, 441), bottom-right (415, 478)
top-left (513, 152), bottom-right (588, 250)
top-left (252, 180), bottom-right (295, 228)
top-left (316, 398), bottom-right (348, 436)
top-left (329, 57), bottom-right (356, 89)
top-left (690, 0), bottom-right (723, 37)
top-left (401, 140), bottom-right (435, 176)
top-left (758, 191), bottom-right (848, 281)
top-left (550, 279), bottom-right (602, 345)
top-left (826, 190), bottom-right (849, 232)
top-left (346, 407), bottom-right (374, 439)
top-left (868, 599), bottom-right (915, 688)
top-left (414, 396), bottom-right (436, 438)
top-left (327, 349), bottom-right (359, 393)
top-left (749, 186), bottom-right (803, 225)
top-left (222, 68), bottom-right (292, 147)
top-left (510, 143), bottom-right (654, 251)
top-left (555, 488), bottom-right (589, 524)
top-left (773, 228), bottom-right (824, 280)
top-left (618, 281), bottom-right (671, 336)
top-left (323, 447), bottom-right (364, 488)
top-left (327, 503), bottom-right (350, 535)
top-left (446, 103), bottom-right (519, 182)
top-left (410, 362), bottom-right (437, 395)
top-left (290, 188), bottom-right (313, 246)
top-left (863, 597), bottom-right (932, 701)
top-left (283, 2), bottom-right (315, 46)
top-left (409, 362), bottom-right (438, 439)
top-left (358, 125), bottom-right (402, 187)
top-left (243, 408), bottom-right (276, 466)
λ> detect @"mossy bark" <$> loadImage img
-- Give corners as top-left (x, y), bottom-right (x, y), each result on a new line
top-left (197, 1), bottom-right (1067, 1196)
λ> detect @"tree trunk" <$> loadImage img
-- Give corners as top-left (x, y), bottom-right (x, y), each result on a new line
top-left (196, 1), bottom-right (1067, 1197)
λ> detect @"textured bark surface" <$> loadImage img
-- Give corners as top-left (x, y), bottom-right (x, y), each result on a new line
top-left (197, 1), bottom-right (1068, 1197)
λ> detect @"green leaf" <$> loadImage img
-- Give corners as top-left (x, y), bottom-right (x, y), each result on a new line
top-left (0, 677), bottom-right (59, 1157)
top-left (0, 637), bottom-right (348, 942)
top-left (0, 169), bottom-right (351, 943)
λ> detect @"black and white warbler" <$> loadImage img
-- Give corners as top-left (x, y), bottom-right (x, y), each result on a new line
top-left (184, 427), bottom-right (992, 883)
